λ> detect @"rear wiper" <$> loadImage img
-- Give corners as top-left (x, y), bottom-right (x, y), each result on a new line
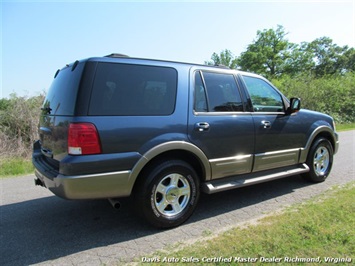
top-left (41, 107), bottom-right (52, 114)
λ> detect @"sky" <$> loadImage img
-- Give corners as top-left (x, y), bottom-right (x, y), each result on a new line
top-left (1, 0), bottom-right (354, 99)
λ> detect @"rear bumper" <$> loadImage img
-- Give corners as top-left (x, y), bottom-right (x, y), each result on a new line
top-left (34, 168), bottom-right (133, 199)
top-left (32, 140), bottom-right (137, 199)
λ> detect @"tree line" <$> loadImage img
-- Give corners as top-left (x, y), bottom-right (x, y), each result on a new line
top-left (206, 25), bottom-right (355, 78)
top-left (205, 25), bottom-right (355, 123)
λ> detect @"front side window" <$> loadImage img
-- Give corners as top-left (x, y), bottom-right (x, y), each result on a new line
top-left (89, 63), bottom-right (177, 116)
top-left (194, 71), bottom-right (243, 112)
top-left (242, 76), bottom-right (284, 112)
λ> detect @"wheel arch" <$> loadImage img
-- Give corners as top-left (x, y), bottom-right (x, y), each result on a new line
top-left (129, 141), bottom-right (211, 195)
top-left (300, 125), bottom-right (338, 162)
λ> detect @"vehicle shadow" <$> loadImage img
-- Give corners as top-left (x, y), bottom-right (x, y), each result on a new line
top-left (1, 175), bottom-right (312, 265)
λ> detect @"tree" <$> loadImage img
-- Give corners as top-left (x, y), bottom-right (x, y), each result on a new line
top-left (282, 41), bottom-right (315, 76)
top-left (205, 49), bottom-right (238, 69)
top-left (304, 37), bottom-right (354, 76)
top-left (207, 25), bottom-right (355, 78)
top-left (341, 47), bottom-right (355, 73)
top-left (236, 25), bottom-right (295, 78)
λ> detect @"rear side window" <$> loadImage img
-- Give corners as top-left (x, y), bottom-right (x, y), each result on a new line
top-left (89, 63), bottom-right (177, 116)
top-left (194, 71), bottom-right (243, 112)
top-left (42, 62), bottom-right (85, 115)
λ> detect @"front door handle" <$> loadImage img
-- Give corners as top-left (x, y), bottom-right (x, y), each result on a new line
top-left (195, 122), bottom-right (210, 132)
top-left (261, 120), bottom-right (271, 129)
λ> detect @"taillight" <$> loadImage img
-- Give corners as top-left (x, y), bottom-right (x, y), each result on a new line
top-left (68, 123), bottom-right (101, 155)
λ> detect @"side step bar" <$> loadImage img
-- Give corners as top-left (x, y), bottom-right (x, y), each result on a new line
top-left (202, 163), bottom-right (309, 194)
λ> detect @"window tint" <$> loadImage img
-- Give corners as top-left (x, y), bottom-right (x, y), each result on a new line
top-left (42, 62), bottom-right (85, 115)
top-left (89, 63), bottom-right (177, 116)
top-left (202, 72), bottom-right (243, 112)
top-left (242, 76), bottom-right (284, 112)
top-left (194, 71), bottom-right (208, 112)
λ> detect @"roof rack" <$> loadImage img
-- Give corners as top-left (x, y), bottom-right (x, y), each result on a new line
top-left (105, 53), bottom-right (129, 58)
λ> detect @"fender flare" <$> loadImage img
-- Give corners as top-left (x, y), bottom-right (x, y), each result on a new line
top-left (299, 125), bottom-right (339, 162)
top-left (127, 141), bottom-right (211, 191)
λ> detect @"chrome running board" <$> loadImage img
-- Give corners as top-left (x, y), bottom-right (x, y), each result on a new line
top-left (202, 163), bottom-right (309, 194)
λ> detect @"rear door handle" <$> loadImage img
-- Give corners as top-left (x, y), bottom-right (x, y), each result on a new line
top-left (195, 122), bottom-right (210, 132)
top-left (261, 120), bottom-right (271, 129)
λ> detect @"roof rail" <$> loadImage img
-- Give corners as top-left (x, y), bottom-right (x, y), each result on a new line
top-left (105, 53), bottom-right (129, 58)
top-left (215, 64), bottom-right (230, 69)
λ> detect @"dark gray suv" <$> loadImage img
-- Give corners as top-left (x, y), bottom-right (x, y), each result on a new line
top-left (32, 54), bottom-right (339, 228)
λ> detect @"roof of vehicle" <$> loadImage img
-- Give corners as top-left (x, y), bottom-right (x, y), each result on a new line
top-left (60, 53), bottom-right (265, 80)
top-left (84, 53), bottom-right (232, 70)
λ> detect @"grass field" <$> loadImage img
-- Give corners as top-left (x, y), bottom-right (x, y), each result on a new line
top-left (0, 157), bottom-right (34, 177)
top-left (137, 183), bottom-right (355, 265)
top-left (336, 123), bottom-right (355, 131)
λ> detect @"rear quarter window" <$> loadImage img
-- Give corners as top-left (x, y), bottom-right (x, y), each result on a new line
top-left (88, 63), bottom-right (177, 116)
top-left (42, 62), bottom-right (85, 116)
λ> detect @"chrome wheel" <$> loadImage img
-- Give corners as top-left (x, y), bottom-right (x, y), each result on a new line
top-left (302, 138), bottom-right (333, 183)
top-left (313, 146), bottom-right (330, 176)
top-left (136, 160), bottom-right (200, 228)
top-left (154, 173), bottom-right (191, 217)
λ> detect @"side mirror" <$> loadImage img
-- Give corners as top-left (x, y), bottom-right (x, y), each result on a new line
top-left (289, 98), bottom-right (301, 114)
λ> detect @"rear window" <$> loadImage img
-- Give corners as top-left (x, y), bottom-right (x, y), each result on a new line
top-left (88, 63), bottom-right (177, 116)
top-left (42, 62), bottom-right (85, 116)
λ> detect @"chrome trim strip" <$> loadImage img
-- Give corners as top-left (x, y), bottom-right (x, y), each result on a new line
top-left (193, 111), bottom-right (285, 116)
top-left (255, 148), bottom-right (300, 156)
top-left (193, 111), bottom-right (252, 116)
top-left (210, 154), bottom-right (252, 163)
top-left (59, 170), bottom-right (131, 179)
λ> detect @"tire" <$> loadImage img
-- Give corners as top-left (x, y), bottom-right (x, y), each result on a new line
top-left (302, 138), bottom-right (334, 183)
top-left (135, 160), bottom-right (200, 228)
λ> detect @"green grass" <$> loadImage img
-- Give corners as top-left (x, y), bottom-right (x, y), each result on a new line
top-left (337, 123), bottom-right (355, 131)
top-left (0, 157), bottom-right (34, 178)
top-left (137, 183), bottom-right (355, 265)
